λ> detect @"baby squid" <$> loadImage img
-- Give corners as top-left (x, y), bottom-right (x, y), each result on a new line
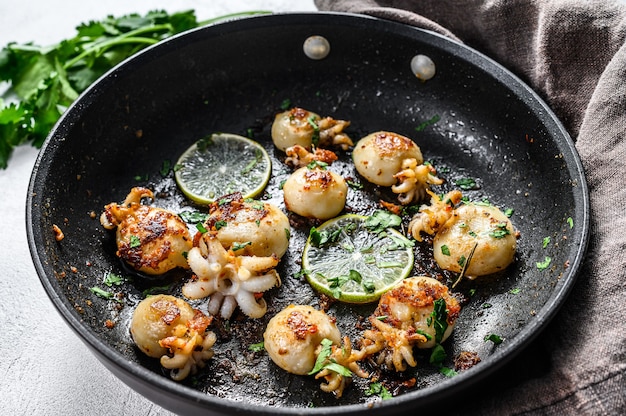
top-left (282, 164), bottom-right (348, 220)
top-left (433, 203), bottom-right (517, 278)
top-left (130, 294), bottom-right (216, 381)
top-left (100, 187), bottom-right (192, 275)
top-left (360, 276), bottom-right (461, 372)
top-left (271, 107), bottom-right (353, 152)
top-left (352, 131), bottom-right (442, 205)
top-left (263, 304), bottom-right (367, 398)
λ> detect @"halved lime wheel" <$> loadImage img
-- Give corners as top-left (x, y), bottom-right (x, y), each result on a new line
top-left (302, 214), bottom-right (414, 304)
top-left (174, 133), bottom-right (271, 204)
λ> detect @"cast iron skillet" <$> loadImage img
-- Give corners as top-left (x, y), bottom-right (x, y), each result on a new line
top-left (26, 12), bottom-right (589, 415)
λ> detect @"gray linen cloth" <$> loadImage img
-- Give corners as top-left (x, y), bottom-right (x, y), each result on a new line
top-left (315, 1), bottom-right (626, 414)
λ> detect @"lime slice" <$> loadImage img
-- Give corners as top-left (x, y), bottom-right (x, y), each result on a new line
top-left (174, 133), bottom-right (271, 204)
top-left (302, 214), bottom-right (414, 304)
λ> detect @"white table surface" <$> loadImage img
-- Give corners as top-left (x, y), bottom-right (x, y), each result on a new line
top-left (0, 1), bottom-right (316, 415)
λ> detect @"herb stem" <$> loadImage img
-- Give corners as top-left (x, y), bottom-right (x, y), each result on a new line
top-left (63, 24), bottom-right (172, 69)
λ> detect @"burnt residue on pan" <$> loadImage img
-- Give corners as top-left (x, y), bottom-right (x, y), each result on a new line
top-left (27, 12), bottom-right (588, 415)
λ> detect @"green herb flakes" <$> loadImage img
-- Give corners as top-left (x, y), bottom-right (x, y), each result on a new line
top-left (536, 256), bottom-right (552, 271)
top-left (232, 241), bottom-right (252, 251)
top-left (365, 382), bottom-right (392, 400)
top-left (455, 177), bottom-right (477, 190)
top-left (179, 210), bottom-right (208, 224)
top-left (90, 286), bottom-right (116, 301)
top-left (365, 210), bottom-right (402, 233)
top-left (129, 235), bottom-right (141, 248)
top-left (248, 342), bottom-right (265, 352)
top-left (440, 367), bottom-right (458, 377)
top-left (103, 272), bottom-right (125, 287)
top-left (415, 114), bottom-right (440, 132)
top-left (484, 333), bottom-right (503, 345)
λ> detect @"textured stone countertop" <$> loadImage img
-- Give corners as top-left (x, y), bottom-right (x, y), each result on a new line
top-left (0, 1), bottom-right (316, 415)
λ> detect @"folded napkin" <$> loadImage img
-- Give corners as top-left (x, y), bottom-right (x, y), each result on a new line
top-left (315, 1), bottom-right (626, 414)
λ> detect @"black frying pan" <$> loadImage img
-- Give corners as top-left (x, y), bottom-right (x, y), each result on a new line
top-left (26, 12), bottom-right (589, 415)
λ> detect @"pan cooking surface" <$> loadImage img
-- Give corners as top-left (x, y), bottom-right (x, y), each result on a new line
top-left (26, 12), bottom-right (588, 415)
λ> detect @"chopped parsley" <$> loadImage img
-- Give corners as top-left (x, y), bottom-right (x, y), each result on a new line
top-left (179, 210), bottom-right (208, 224)
top-left (279, 98), bottom-right (291, 111)
top-left (103, 272), bottom-right (125, 287)
top-left (489, 222), bottom-right (511, 239)
top-left (307, 115), bottom-right (320, 146)
top-left (214, 220), bottom-right (228, 230)
top-left (415, 114), bottom-right (441, 132)
top-left (430, 298), bottom-right (449, 343)
top-left (429, 344), bottom-right (447, 366)
top-left (440, 367), bottom-right (458, 377)
top-left (536, 256), bottom-right (552, 270)
top-left (346, 179), bottom-right (363, 190)
top-left (365, 382), bottom-right (392, 400)
top-left (248, 342), bottom-right (265, 352)
top-left (306, 160), bottom-right (328, 170)
top-left (542, 236), bottom-right (551, 248)
top-left (484, 333), bottom-right (503, 345)
top-left (441, 245), bottom-right (451, 256)
top-left (364, 210), bottom-right (402, 233)
top-left (308, 338), bottom-right (352, 377)
top-left (455, 177), bottom-right (478, 190)
top-left (309, 223), bottom-right (355, 247)
top-left (129, 235), bottom-right (141, 248)
top-left (232, 241), bottom-right (252, 251)
top-left (160, 159), bottom-right (171, 177)
top-left (89, 286), bottom-right (119, 302)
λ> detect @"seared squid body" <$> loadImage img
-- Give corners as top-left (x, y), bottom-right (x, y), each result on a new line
top-left (263, 305), bottom-right (367, 397)
top-left (271, 107), bottom-right (353, 152)
top-left (352, 131), bottom-right (423, 187)
top-left (206, 193), bottom-right (290, 259)
top-left (282, 165), bottom-right (348, 220)
top-left (361, 276), bottom-right (461, 372)
top-left (130, 294), bottom-right (216, 381)
top-left (433, 203), bottom-right (517, 278)
top-left (100, 187), bottom-right (192, 275)
top-left (183, 232), bottom-right (280, 319)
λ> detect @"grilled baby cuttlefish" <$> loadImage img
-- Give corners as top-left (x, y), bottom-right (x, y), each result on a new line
top-left (100, 187), bottom-right (192, 275)
top-left (263, 304), bottom-right (368, 398)
top-left (359, 276), bottom-right (461, 372)
top-left (130, 294), bottom-right (216, 381)
top-left (352, 131), bottom-right (443, 205)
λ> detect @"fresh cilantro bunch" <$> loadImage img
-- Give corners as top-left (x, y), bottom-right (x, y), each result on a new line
top-left (0, 9), bottom-right (268, 169)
